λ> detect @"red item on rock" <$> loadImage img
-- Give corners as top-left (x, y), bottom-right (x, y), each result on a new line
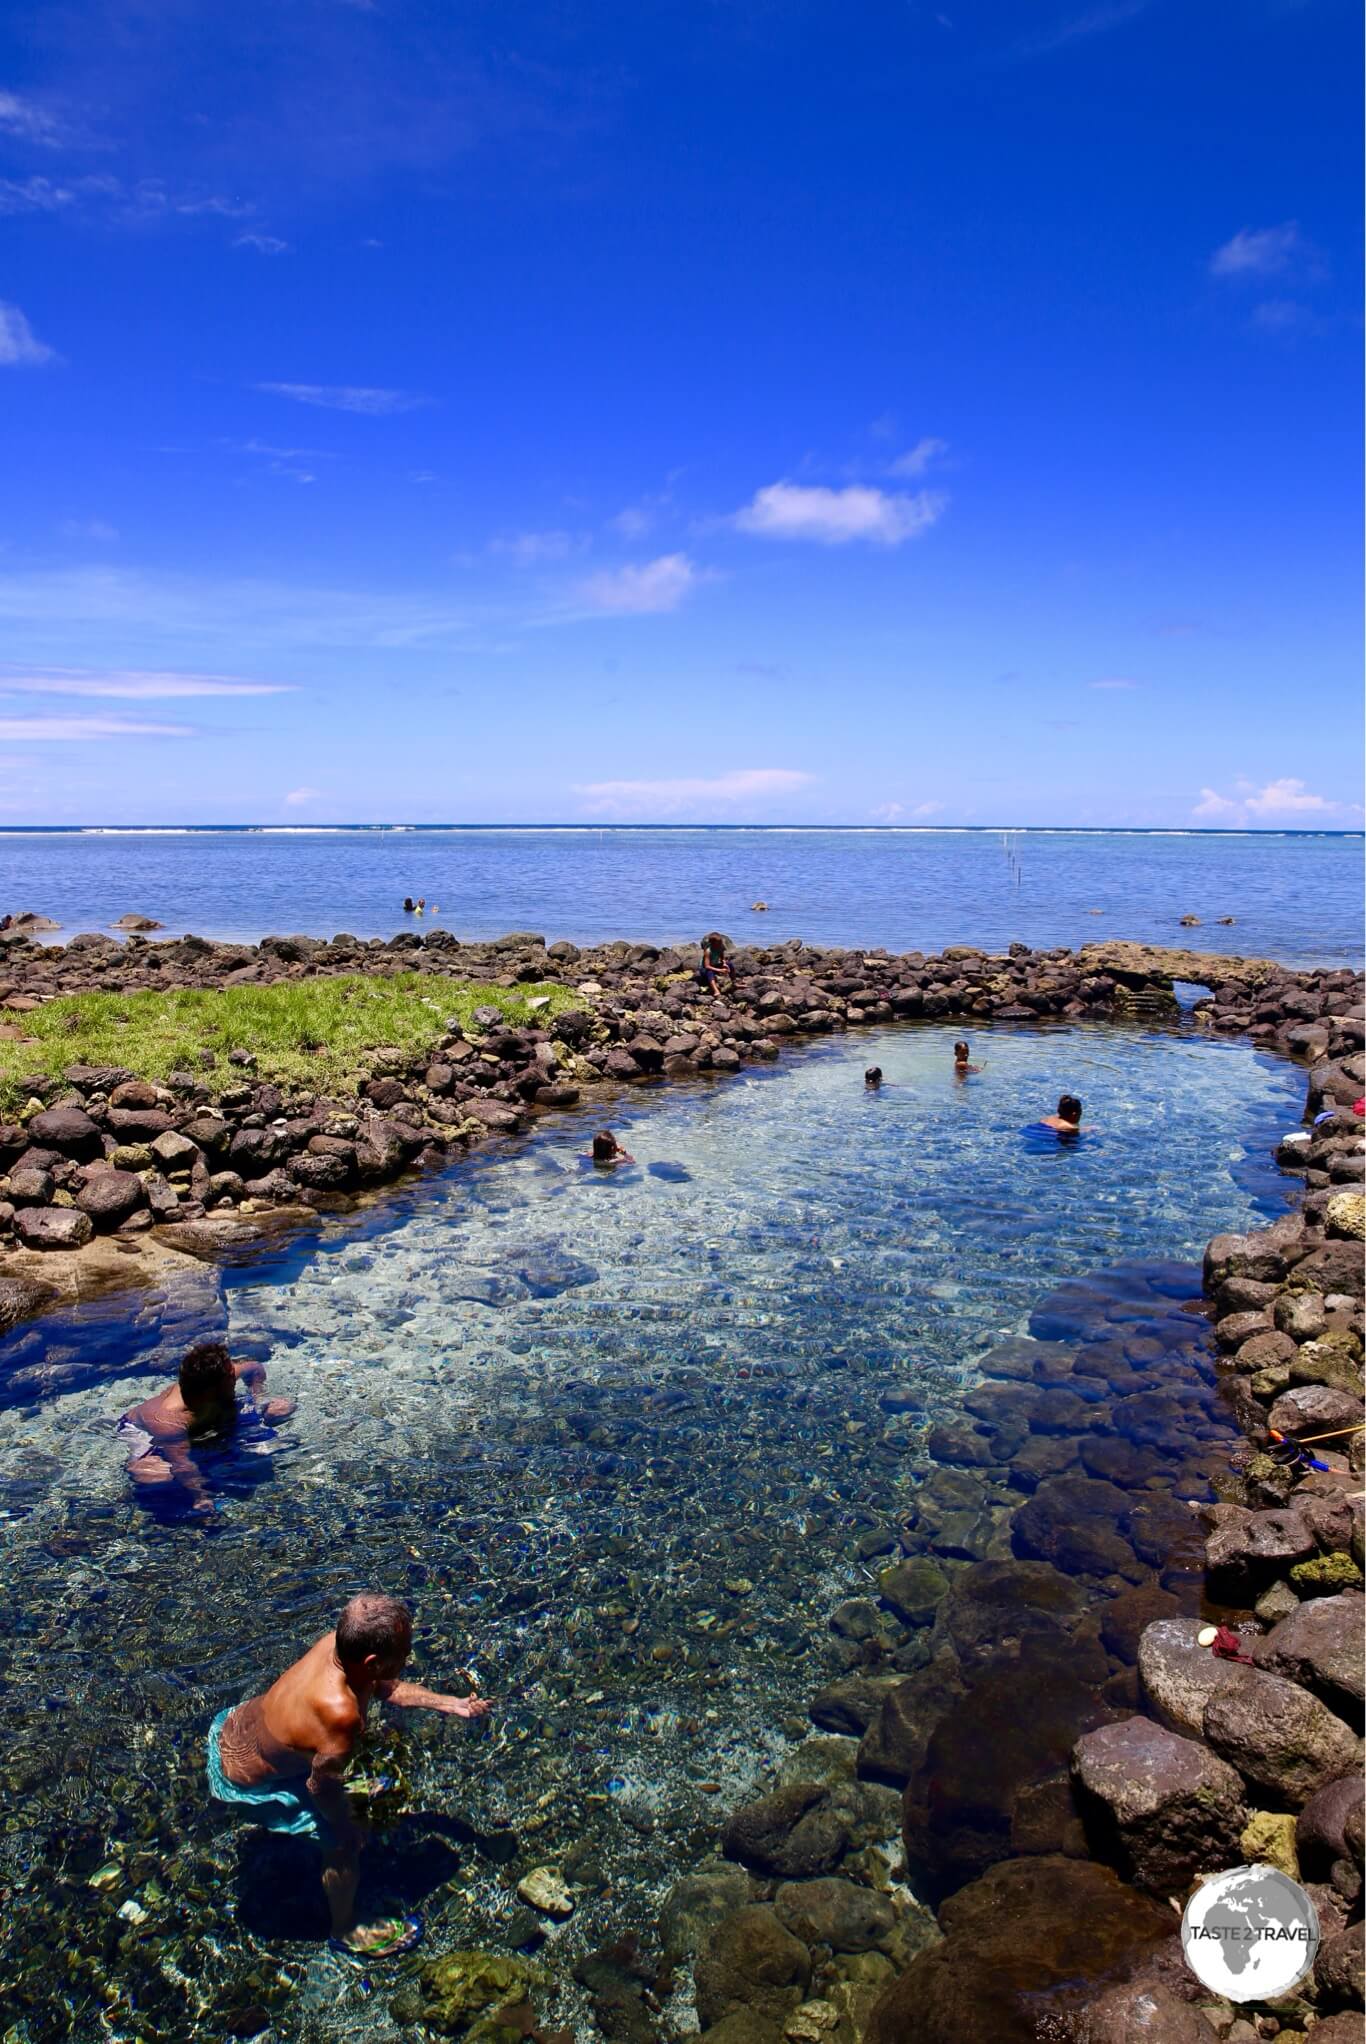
top-left (1210, 1625), bottom-right (1256, 1666)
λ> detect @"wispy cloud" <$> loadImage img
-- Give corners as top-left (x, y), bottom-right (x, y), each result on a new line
top-left (733, 481), bottom-right (945, 546)
top-left (0, 90), bottom-right (64, 146)
top-left (235, 231), bottom-right (290, 255)
top-left (1210, 223), bottom-right (1303, 279)
top-left (1193, 777), bottom-right (1352, 824)
top-left (0, 173), bottom-right (251, 224)
top-left (0, 666), bottom-right (290, 700)
top-left (871, 799), bottom-right (943, 822)
top-left (0, 564), bottom-right (479, 654)
top-left (1017, 0), bottom-right (1148, 57)
top-left (575, 767), bottom-right (815, 818)
top-left (284, 785), bottom-right (324, 806)
top-left (0, 715), bottom-right (193, 741)
top-left (887, 437), bottom-right (949, 479)
top-left (491, 529), bottom-right (584, 566)
top-left (1089, 676), bottom-right (1140, 690)
top-left (256, 382), bottom-right (428, 415)
top-left (573, 553), bottom-right (701, 615)
top-left (0, 302), bottom-right (57, 367)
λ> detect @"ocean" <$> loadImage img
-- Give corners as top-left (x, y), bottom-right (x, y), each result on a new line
top-left (0, 826), bottom-right (1361, 967)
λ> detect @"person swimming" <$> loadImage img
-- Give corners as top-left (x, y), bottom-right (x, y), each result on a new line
top-left (120, 1339), bottom-right (295, 1514)
top-left (1039, 1093), bottom-right (1088, 1136)
top-left (589, 1129), bottom-right (635, 1166)
top-left (402, 897), bottom-right (415, 913)
top-left (953, 1040), bottom-right (983, 1077)
top-left (864, 1066), bottom-right (883, 1089)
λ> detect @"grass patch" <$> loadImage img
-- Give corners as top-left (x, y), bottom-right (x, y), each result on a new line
top-left (0, 975), bottom-right (582, 1114)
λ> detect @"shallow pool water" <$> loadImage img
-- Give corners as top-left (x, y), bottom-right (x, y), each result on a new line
top-left (0, 1020), bottom-right (1301, 2042)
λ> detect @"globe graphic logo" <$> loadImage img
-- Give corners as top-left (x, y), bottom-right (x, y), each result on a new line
top-left (1181, 1864), bottom-right (1320, 2000)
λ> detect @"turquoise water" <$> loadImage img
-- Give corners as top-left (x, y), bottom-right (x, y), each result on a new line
top-left (0, 1020), bottom-right (1302, 2041)
top-left (2, 824), bottom-right (1362, 965)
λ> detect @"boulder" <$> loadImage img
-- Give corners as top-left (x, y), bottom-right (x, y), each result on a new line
top-left (694, 1906), bottom-right (811, 2031)
top-left (1011, 1475), bottom-right (1140, 1580)
top-left (1315, 1921), bottom-right (1365, 2009)
top-left (856, 1652), bottom-right (966, 1786)
top-left (876, 1558), bottom-right (948, 1626)
top-left (150, 1130), bottom-right (201, 1170)
top-left (1266, 1384), bottom-right (1364, 1441)
top-left (1098, 1585), bottom-right (1182, 1666)
top-left (74, 1170), bottom-right (147, 1229)
top-left (1253, 1591), bottom-right (1365, 1715)
top-left (1203, 1666), bottom-right (1361, 1804)
top-left (0, 1271), bottom-right (57, 1332)
top-left (902, 1631), bottom-right (1114, 1900)
top-left (14, 1205), bottom-right (94, 1250)
top-left (721, 1784), bottom-right (851, 1880)
top-left (772, 1878), bottom-right (895, 1954)
top-left (25, 1106), bottom-right (102, 1160)
top-left (659, 1867), bottom-right (755, 1961)
top-left (1205, 1508), bottom-right (1317, 1581)
top-left (933, 1559), bottom-right (1088, 1672)
top-left (411, 1951), bottom-right (537, 2039)
top-left (1296, 1774), bottom-right (1365, 1880)
top-left (808, 1676), bottom-right (902, 1737)
top-left (6, 1164), bottom-right (54, 1204)
top-left (1071, 1716), bottom-right (1246, 1893)
top-left (1138, 1617), bottom-right (1251, 1735)
top-left (862, 1856), bottom-right (1171, 2044)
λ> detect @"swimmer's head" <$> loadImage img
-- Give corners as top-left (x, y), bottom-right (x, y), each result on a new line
top-left (1057, 1093), bottom-right (1083, 1126)
top-left (703, 931), bottom-right (725, 952)
top-left (592, 1130), bottom-right (620, 1161)
top-left (864, 1066), bottom-right (883, 1088)
top-left (954, 1040), bottom-right (970, 1063)
top-left (178, 1339), bottom-right (234, 1405)
top-left (336, 1593), bottom-right (413, 1681)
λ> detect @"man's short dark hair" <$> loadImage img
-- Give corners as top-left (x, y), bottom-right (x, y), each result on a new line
top-left (1058, 1094), bottom-right (1083, 1122)
top-left (336, 1594), bottom-right (412, 1667)
top-left (179, 1340), bottom-right (233, 1399)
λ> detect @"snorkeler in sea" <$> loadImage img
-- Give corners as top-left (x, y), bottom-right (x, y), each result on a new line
top-left (953, 1040), bottom-right (983, 1077)
top-left (120, 1339), bottom-right (295, 1515)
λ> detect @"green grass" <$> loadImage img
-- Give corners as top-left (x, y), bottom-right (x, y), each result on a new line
top-left (0, 975), bottom-right (582, 1113)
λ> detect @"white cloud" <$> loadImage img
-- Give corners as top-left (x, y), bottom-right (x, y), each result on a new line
top-left (1018, 0), bottom-right (1148, 56)
top-left (235, 232), bottom-right (291, 255)
top-left (574, 553), bottom-right (701, 615)
top-left (0, 302), bottom-right (56, 367)
top-left (1210, 224), bottom-right (1302, 279)
top-left (492, 529), bottom-right (582, 566)
top-left (609, 505), bottom-right (654, 540)
top-left (0, 667), bottom-right (290, 700)
top-left (576, 767), bottom-right (815, 818)
top-left (732, 481), bottom-right (945, 546)
top-left (0, 90), bottom-right (62, 145)
top-left (1243, 777), bottom-right (1337, 817)
top-left (256, 382), bottom-right (428, 415)
top-left (0, 716), bottom-right (193, 740)
top-left (1194, 777), bottom-right (1348, 824)
top-left (871, 799), bottom-right (944, 822)
top-left (1090, 676), bottom-right (1139, 690)
top-left (284, 786), bottom-right (324, 806)
top-left (887, 437), bottom-right (949, 479)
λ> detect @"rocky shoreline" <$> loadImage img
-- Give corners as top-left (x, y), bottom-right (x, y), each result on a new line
top-left (0, 925), bottom-right (1358, 1325)
top-left (0, 926), bottom-right (1362, 2043)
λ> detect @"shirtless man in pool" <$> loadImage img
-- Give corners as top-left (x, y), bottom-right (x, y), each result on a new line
top-left (211, 1594), bottom-right (492, 1955)
top-left (121, 1338), bottom-right (294, 1514)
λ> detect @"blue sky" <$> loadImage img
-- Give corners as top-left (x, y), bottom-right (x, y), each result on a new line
top-left (0, 0), bottom-right (1360, 827)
